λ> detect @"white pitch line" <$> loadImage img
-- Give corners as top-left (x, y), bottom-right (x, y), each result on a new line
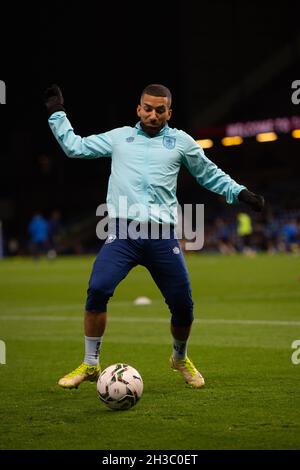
top-left (0, 314), bottom-right (299, 327)
top-left (0, 300), bottom-right (162, 314)
top-left (1, 290), bottom-right (299, 315)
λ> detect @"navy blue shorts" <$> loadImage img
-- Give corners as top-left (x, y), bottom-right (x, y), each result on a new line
top-left (86, 220), bottom-right (194, 326)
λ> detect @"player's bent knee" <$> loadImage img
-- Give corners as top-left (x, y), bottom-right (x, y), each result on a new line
top-left (165, 287), bottom-right (194, 326)
top-left (85, 309), bottom-right (107, 314)
top-left (171, 309), bottom-right (194, 327)
top-left (85, 284), bottom-right (112, 313)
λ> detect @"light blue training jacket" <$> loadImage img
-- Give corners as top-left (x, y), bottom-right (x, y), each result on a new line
top-left (48, 112), bottom-right (246, 224)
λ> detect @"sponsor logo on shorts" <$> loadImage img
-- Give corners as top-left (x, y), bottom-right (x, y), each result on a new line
top-left (105, 234), bottom-right (117, 244)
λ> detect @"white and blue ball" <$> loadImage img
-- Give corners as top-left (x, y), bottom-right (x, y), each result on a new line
top-left (97, 363), bottom-right (143, 410)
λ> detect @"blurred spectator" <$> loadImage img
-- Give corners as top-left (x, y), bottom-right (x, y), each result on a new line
top-left (214, 218), bottom-right (236, 254)
top-left (8, 238), bottom-right (20, 256)
top-left (264, 214), bottom-right (281, 254)
top-left (48, 210), bottom-right (63, 258)
top-left (236, 212), bottom-right (255, 255)
top-left (28, 212), bottom-right (49, 259)
top-left (280, 219), bottom-right (299, 253)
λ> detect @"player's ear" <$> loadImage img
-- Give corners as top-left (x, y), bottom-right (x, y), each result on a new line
top-left (166, 108), bottom-right (172, 121)
top-left (136, 104), bottom-right (141, 117)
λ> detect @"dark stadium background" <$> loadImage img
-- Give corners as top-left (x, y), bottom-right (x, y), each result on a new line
top-left (0, 1), bottom-right (300, 254)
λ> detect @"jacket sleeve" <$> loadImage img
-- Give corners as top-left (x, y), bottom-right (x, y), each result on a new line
top-left (180, 131), bottom-right (246, 204)
top-left (48, 111), bottom-right (113, 158)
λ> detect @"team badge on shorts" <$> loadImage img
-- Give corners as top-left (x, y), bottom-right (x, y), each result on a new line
top-left (163, 136), bottom-right (176, 149)
top-left (105, 234), bottom-right (117, 244)
top-left (173, 246), bottom-right (180, 254)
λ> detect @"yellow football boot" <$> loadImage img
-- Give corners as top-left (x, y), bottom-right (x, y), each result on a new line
top-left (58, 363), bottom-right (100, 389)
top-left (170, 356), bottom-right (205, 388)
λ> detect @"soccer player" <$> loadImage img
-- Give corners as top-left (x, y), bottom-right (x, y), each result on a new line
top-left (45, 84), bottom-right (264, 389)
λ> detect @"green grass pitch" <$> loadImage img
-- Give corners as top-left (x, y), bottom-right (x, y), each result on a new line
top-left (0, 253), bottom-right (300, 450)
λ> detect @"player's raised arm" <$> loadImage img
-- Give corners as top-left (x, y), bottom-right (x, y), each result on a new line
top-left (44, 84), bottom-right (113, 159)
top-left (181, 132), bottom-right (264, 212)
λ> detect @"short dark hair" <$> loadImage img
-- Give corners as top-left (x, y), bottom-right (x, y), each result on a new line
top-left (141, 84), bottom-right (172, 106)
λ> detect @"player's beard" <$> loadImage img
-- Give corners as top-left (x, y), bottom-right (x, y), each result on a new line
top-left (140, 121), bottom-right (164, 137)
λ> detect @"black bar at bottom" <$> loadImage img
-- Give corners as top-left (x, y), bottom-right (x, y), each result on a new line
top-left (0, 450), bottom-right (298, 466)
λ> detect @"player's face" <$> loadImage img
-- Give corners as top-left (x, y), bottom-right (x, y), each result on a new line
top-left (137, 94), bottom-right (172, 136)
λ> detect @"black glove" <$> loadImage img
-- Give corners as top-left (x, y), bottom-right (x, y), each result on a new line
top-left (44, 84), bottom-right (65, 116)
top-left (238, 189), bottom-right (265, 212)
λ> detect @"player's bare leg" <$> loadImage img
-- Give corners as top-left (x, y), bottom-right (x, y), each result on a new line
top-left (58, 311), bottom-right (106, 389)
top-left (171, 324), bottom-right (191, 341)
top-left (84, 311), bottom-right (106, 336)
top-left (170, 323), bottom-right (205, 388)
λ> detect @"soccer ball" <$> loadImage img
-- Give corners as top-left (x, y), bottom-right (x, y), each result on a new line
top-left (97, 363), bottom-right (143, 411)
